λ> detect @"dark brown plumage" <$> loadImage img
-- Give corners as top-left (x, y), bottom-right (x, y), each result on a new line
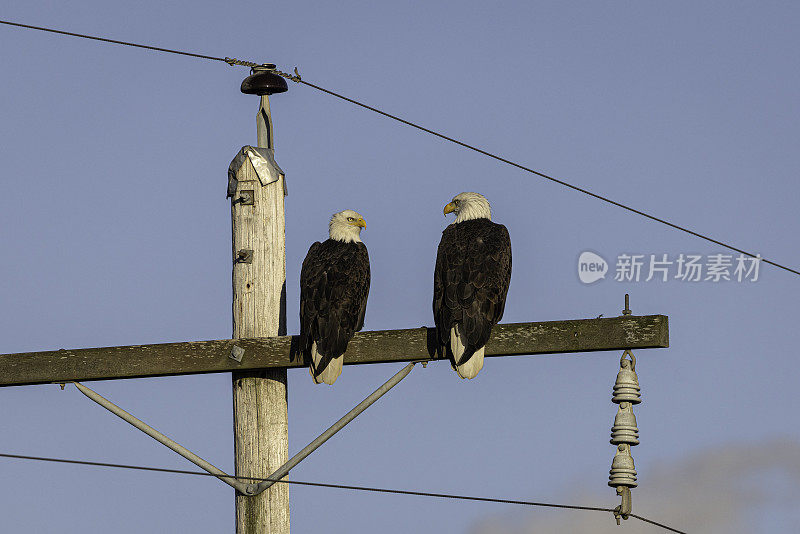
top-left (433, 217), bottom-right (511, 378)
top-left (300, 239), bottom-right (370, 384)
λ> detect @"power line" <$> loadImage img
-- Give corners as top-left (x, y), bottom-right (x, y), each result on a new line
top-left (631, 513), bottom-right (688, 533)
top-left (0, 452), bottom-right (687, 533)
top-left (295, 78), bottom-right (797, 279)
top-left (0, 19), bottom-right (231, 64)
top-left (1, 18), bottom-right (797, 277)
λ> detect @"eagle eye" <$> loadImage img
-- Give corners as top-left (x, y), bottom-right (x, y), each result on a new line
top-left (346, 216), bottom-right (355, 222)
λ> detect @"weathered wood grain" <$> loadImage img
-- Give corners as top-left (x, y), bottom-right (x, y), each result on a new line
top-left (0, 315), bottom-right (668, 387)
top-left (232, 94), bottom-right (289, 534)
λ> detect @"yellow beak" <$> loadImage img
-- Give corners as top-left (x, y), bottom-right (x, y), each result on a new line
top-left (443, 202), bottom-right (456, 215)
top-left (355, 218), bottom-right (366, 229)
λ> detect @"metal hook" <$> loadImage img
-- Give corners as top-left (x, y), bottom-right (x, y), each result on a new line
top-left (620, 349), bottom-right (636, 371)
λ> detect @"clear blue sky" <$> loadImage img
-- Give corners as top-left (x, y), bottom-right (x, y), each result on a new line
top-left (1, 2), bottom-right (799, 532)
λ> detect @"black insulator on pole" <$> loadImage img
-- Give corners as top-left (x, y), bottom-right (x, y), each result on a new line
top-left (241, 64), bottom-right (288, 95)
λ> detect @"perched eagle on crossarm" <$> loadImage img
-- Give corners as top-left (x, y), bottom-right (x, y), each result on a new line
top-left (300, 210), bottom-right (370, 385)
top-left (433, 192), bottom-right (512, 379)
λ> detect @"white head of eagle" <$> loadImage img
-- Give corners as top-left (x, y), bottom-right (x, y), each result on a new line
top-left (443, 192), bottom-right (492, 223)
top-left (434, 192), bottom-right (512, 380)
top-left (300, 209), bottom-right (370, 385)
top-left (329, 209), bottom-right (367, 242)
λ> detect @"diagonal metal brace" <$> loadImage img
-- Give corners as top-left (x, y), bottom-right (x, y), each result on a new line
top-left (245, 361), bottom-right (418, 496)
top-left (73, 382), bottom-right (249, 494)
top-left (71, 362), bottom-right (417, 496)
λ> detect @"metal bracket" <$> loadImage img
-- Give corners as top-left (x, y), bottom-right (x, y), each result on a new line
top-left (235, 249), bottom-right (254, 264)
top-left (230, 345), bottom-right (245, 362)
top-left (244, 362), bottom-right (418, 496)
top-left (231, 190), bottom-right (255, 206)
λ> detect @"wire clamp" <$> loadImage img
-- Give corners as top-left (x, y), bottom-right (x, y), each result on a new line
top-left (613, 486), bottom-right (632, 524)
top-left (277, 67), bottom-right (302, 83)
top-left (224, 57), bottom-right (260, 68)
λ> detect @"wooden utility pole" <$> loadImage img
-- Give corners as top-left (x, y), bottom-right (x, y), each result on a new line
top-left (231, 67), bottom-right (289, 533)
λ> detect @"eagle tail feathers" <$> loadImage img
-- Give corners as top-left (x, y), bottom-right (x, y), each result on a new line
top-left (450, 325), bottom-right (485, 379)
top-left (309, 341), bottom-right (344, 385)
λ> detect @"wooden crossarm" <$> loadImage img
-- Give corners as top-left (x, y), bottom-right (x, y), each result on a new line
top-left (0, 315), bottom-right (668, 387)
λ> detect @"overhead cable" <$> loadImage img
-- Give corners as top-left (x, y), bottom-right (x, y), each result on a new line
top-left (0, 452), bottom-right (687, 533)
top-left (1, 18), bottom-right (796, 277)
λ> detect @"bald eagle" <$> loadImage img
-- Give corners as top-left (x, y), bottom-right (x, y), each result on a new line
top-left (433, 192), bottom-right (512, 379)
top-left (300, 210), bottom-right (370, 385)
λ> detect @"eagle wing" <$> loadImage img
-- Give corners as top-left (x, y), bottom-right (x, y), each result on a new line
top-left (300, 240), bottom-right (370, 360)
top-left (433, 220), bottom-right (511, 360)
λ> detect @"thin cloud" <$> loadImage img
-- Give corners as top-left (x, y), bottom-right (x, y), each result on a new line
top-left (471, 439), bottom-right (800, 534)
